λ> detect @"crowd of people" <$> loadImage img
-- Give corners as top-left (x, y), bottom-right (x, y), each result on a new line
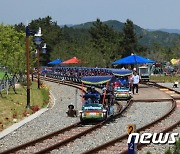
top-left (43, 67), bottom-right (113, 82)
top-left (44, 66), bottom-right (140, 95)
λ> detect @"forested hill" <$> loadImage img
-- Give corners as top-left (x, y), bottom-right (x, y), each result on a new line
top-left (12, 17), bottom-right (180, 68)
top-left (72, 20), bottom-right (180, 47)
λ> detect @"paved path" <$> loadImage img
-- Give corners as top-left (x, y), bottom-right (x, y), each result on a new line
top-left (132, 84), bottom-right (172, 101)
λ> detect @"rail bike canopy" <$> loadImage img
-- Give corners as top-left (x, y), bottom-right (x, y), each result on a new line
top-left (109, 69), bottom-right (132, 77)
top-left (81, 76), bottom-right (113, 85)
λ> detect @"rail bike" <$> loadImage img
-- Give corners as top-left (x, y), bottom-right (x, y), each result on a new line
top-left (110, 69), bottom-right (133, 100)
top-left (79, 76), bottom-right (115, 122)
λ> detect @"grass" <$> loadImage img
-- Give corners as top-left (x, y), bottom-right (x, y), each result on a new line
top-left (0, 81), bottom-right (49, 131)
top-left (0, 72), bottom-right (11, 80)
top-left (150, 75), bottom-right (180, 83)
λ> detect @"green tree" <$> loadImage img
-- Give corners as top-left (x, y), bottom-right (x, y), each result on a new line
top-left (15, 16), bottom-right (62, 66)
top-left (89, 18), bottom-right (122, 67)
top-left (121, 19), bottom-right (138, 57)
top-left (0, 24), bottom-right (35, 74)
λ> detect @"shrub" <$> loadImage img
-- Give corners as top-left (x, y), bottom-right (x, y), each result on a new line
top-left (31, 105), bottom-right (39, 113)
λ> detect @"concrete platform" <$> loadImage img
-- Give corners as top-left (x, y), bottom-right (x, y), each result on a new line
top-left (131, 84), bottom-right (173, 102)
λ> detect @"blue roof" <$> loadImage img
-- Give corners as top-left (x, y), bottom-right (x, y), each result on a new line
top-left (48, 59), bottom-right (62, 65)
top-left (108, 69), bottom-right (132, 76)
top-left (81, 76), bottom-right (113, 85)
top-left (112, 54), bottom-right (155, 65)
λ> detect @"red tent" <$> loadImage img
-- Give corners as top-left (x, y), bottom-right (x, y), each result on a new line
top-left (61, 57), bottom-right (81, 64)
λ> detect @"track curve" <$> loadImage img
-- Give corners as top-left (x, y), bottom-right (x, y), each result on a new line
top-left (83, 83), bottom-right (180, 154)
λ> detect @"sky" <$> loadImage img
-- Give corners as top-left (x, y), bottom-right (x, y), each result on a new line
top-left (0, 0), bottom-right (180, 29)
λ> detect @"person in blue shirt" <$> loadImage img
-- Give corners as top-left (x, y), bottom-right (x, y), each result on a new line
top-left (91, 86), bottom-right (100, 103)
top-left (119, 77), bottom-right (128, 87)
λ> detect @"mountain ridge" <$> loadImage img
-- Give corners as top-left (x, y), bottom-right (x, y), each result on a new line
top-left (69, 20), bottom-right (180, 47)
top-left (147, 28), bottom-right (180, 34)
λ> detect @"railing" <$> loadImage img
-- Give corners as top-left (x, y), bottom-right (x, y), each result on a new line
top-left (0, 74), bottom-right (18, 95)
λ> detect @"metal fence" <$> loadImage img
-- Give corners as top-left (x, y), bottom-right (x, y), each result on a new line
top-left (0, 74), bottom-right (18, 94)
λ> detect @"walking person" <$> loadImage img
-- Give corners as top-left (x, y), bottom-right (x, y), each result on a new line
top-left (132, 71), bottom-right (140, 94)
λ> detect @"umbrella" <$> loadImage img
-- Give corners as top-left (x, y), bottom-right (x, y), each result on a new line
top-left (112, 54), bottom-right (155, 65)
top-left (171, 59), bottom-right (180, 65)
top-left (48, 59), bottom-right (62, 65)
top-left (61, 57), bottom-right (81, 64)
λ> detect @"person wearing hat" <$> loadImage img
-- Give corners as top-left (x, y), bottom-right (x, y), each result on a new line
top-left (91, 86), bottom-right (97, 93)
top-left (66, 105), bottom-right (77, 117)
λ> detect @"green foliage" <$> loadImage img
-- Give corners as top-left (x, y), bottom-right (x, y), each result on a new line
top-left (165, 148), bottom-right (173, 154)
top-left (40, 87), bottom-right (49, 107)
top-left (0, 24), bottom-right (26, 74)
top-left (1, 16), bottom-right (180, 73)
top-left (88, 19), bottom-right (123, 67)
top-left (173, 138), bottom-right (180, 154)
top-left (163, 138), bottom-right (180, 154)
top-left (150, 75), bottom-right (180, 83)
top-left (121, 19), bottom-right (138, 57)
top-left (73, 19), bottom-right (180, 48)
top-left (146, 152), bottom-right (152, 154)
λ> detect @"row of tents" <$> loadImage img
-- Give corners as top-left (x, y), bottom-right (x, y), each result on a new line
top-left (48, 54), bottom-right (155, 66)
top-left (48, 57), bottom-right (80, 65)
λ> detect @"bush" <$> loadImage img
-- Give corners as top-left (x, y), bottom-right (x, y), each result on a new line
top-left (165, 148), bottom-right (172, 154)
top-left (31, 105), bottom-right (39, 113)
top-left (173, 138), bottom-right (180, 154)
top-left (164, 138), bottom-right (180, 154)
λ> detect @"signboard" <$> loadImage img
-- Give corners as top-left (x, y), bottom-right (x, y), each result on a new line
top-left (128, 124), bottom-right (135, 135)
top-left (128, 124), bottom-right (136, 154)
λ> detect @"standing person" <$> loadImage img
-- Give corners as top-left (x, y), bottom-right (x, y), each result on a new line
top-left (132, 71), bottom-right (140, 94)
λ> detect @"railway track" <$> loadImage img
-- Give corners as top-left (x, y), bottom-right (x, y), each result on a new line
top-left (83, 82), bottom-right (180, 154)
top-left (1, 77), bottom-right (132, 154)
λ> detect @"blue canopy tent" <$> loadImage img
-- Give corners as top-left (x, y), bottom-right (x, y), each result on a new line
top-left (112, 54), bottom-right (155, 65)
top-left (48, 59), bottom-right (62, 65)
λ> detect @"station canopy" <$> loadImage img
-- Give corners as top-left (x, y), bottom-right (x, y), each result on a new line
top-left (112, 54), bottom-right (155, 65)
top-left (81, 76), bottom-right (113, 85)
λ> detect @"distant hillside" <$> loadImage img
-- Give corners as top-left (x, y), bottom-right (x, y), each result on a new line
top-left (73, 20), bottom-right (142, 33)
top-left (72, 20), bottom-right (180, 47)
top-left (148, 29), bottom-right (180, 34)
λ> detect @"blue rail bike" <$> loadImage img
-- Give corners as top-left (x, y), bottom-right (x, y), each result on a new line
top-left (110, 69), bottom-right (133, 100)
top-left (79, 76), bottom-right (115, 122)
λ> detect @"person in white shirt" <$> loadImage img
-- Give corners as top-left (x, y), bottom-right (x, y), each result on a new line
top-left (132, 71), bottom-right (140, 94)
